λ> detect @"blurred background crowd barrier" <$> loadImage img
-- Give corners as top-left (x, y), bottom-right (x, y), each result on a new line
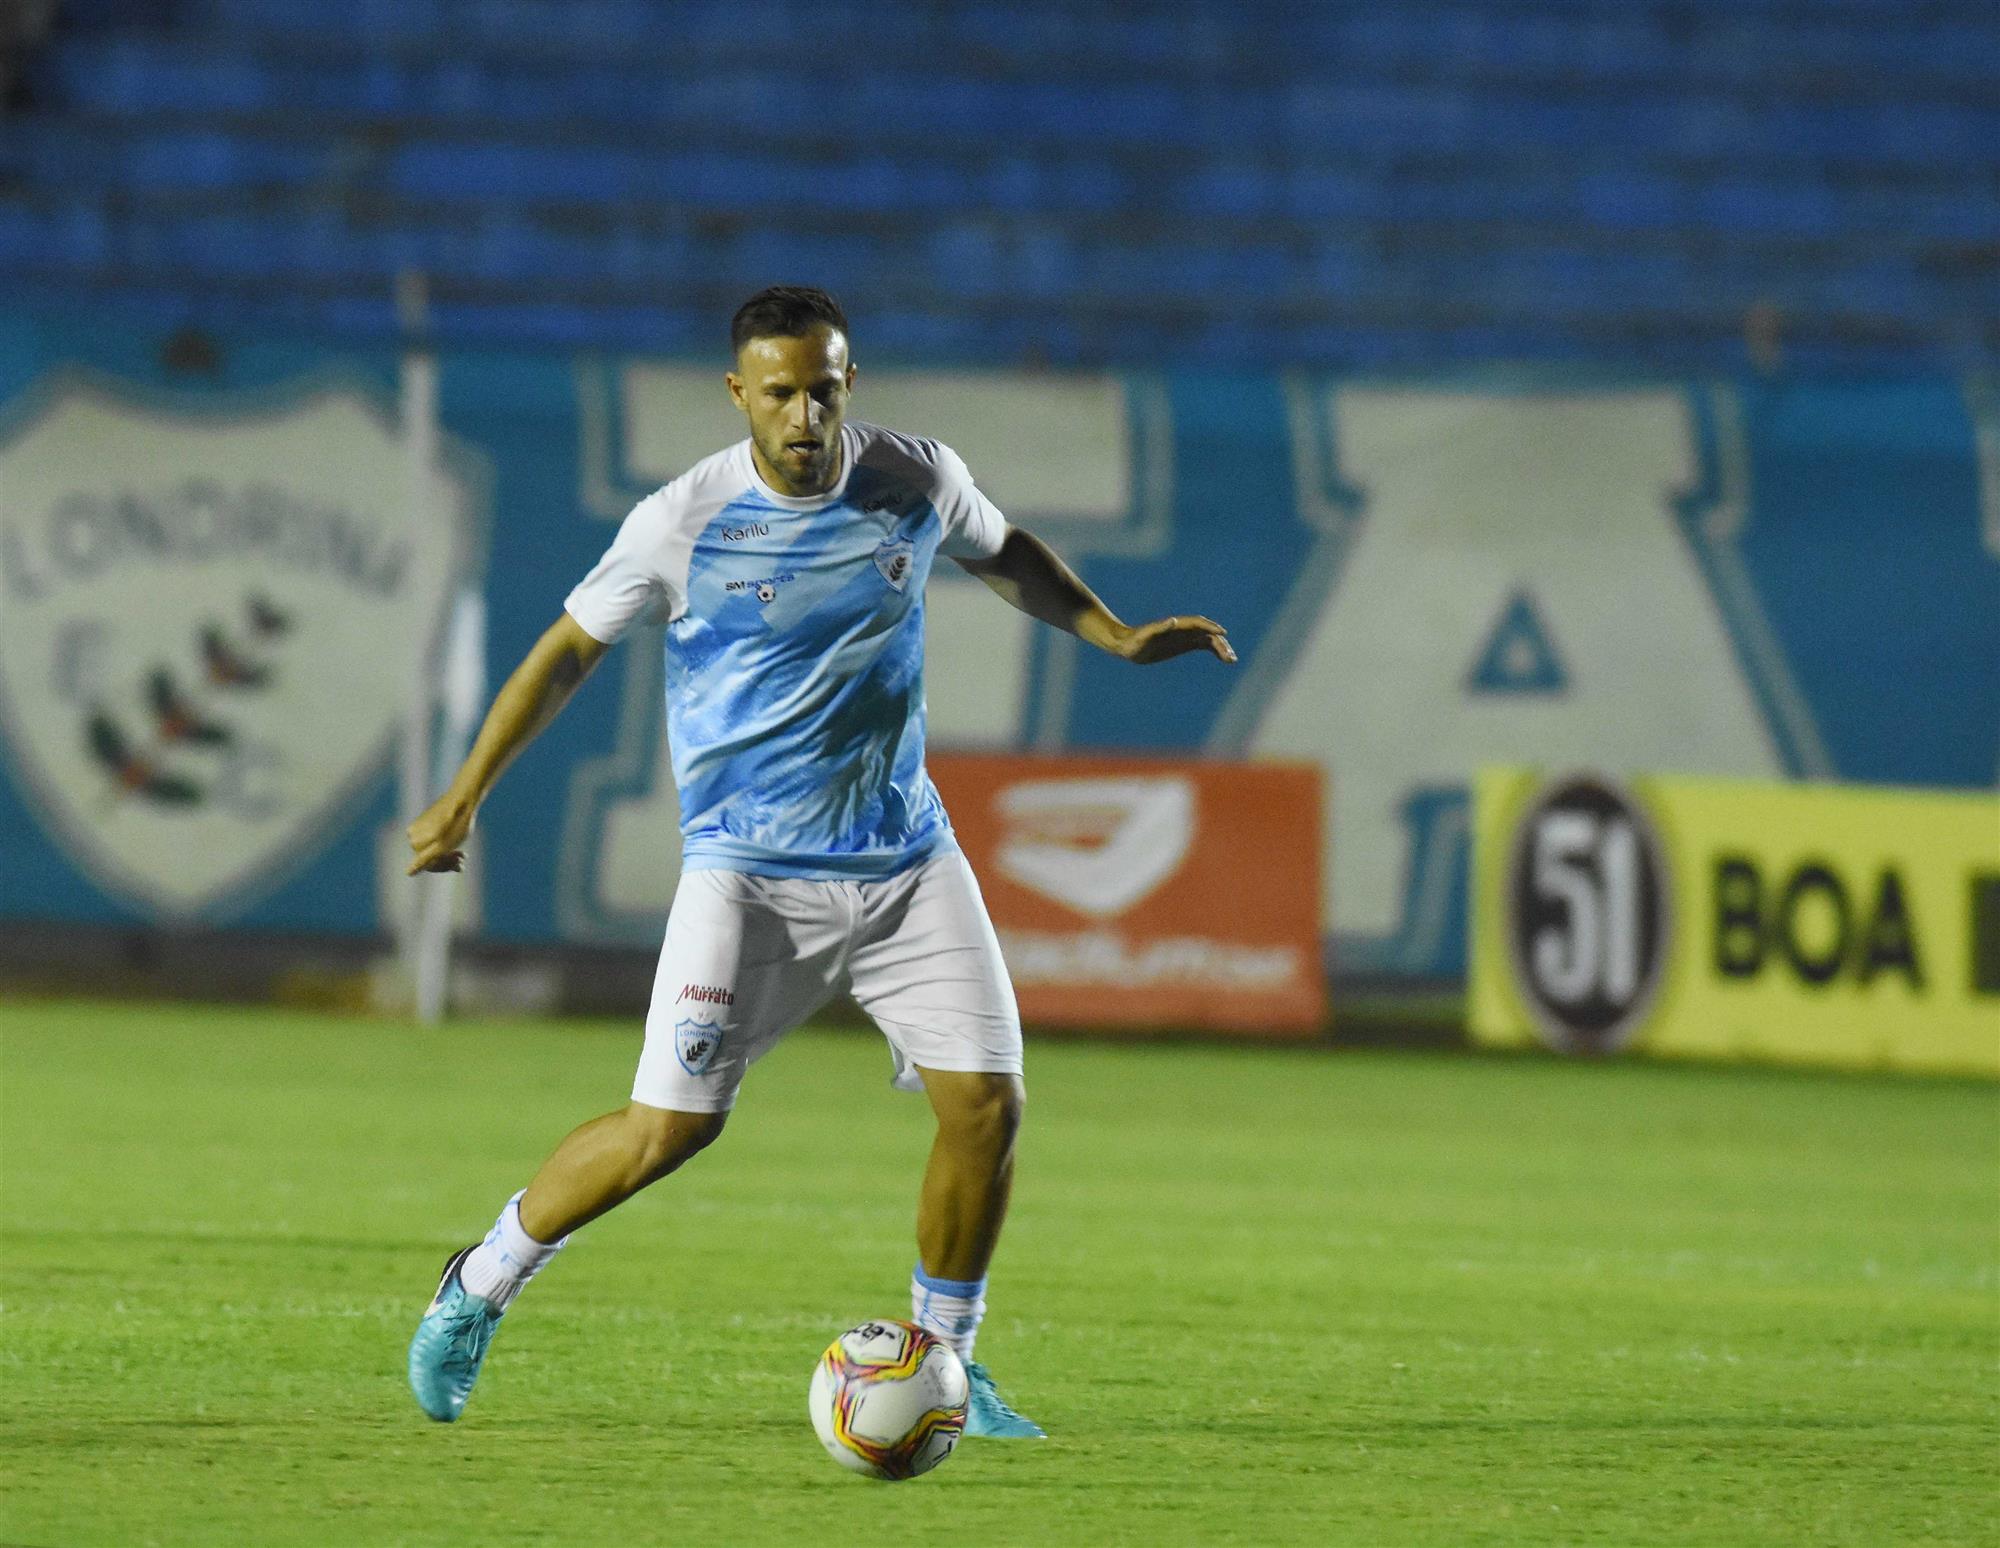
top-left (0, 0), bottom-right (1994, 1072)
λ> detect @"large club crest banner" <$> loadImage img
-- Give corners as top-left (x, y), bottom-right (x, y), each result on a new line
top-left (0, 370), bottom-right (481, 920)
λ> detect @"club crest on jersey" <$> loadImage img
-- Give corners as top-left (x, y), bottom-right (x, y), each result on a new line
top-left (674, 1017), bottom-right (722, 1075)
top-left (873, 538), bottom-right (915, 593)
top-left (0, 370), bottom-right (483, 920)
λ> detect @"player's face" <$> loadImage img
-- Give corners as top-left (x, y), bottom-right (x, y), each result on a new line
top-left (728, 326), bottom-right (856, 496)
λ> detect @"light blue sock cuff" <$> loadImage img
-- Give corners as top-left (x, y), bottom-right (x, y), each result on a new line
top-left (913, 1263), bottom-right (987, 1300)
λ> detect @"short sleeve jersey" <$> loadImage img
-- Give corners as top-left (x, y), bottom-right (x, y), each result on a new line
top-left (565, 420), bottom-right (1008, 881)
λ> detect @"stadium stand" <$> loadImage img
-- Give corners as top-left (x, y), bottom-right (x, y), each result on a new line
top-left (1, 0), bottom-right (1995, 368)
top-left (0, 0), bottom-right (56, 108)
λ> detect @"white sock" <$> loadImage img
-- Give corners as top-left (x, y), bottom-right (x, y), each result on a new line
top-left (911, 1264), bottom-right (986, 1363)
top-left (459, 1192), bottom-right (566, 1311)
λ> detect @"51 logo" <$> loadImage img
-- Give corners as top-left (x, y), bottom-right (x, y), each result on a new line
top-left (1504, 773), bottom-right (1672, 1053)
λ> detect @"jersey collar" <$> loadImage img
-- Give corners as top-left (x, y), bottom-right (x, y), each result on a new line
top-left (739, 424), bottom-right (857, 512)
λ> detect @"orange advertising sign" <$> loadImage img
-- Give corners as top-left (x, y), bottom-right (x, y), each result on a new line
top-left (929, 752), bottom-right (1326, 1036)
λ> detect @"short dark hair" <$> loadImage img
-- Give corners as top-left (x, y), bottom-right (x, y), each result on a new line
top-left (729, 286), bottom-right (848, 356)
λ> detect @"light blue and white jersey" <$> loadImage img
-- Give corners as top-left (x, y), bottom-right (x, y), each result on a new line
top-left (564, 421), bottom-right (1009, 881)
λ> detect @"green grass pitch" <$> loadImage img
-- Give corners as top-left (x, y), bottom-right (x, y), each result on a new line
top-left (2, 999), bottom-right (1994, 1547)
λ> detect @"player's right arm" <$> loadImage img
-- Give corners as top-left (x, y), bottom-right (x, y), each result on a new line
top-left (405, 612), bottom-right (607, 875)
top-left (408, 477), bottom-right (682, 875)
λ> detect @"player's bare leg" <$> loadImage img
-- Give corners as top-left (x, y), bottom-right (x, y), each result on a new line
top-left (407, 1102), bottom-right (723, 1422)
top-left (518, 1102), bottom-right (726, 1240)
top-left (914, 1069), bottom-right (1022, 1281)
top-left (909, 1068), bottom-right (1042, 1437)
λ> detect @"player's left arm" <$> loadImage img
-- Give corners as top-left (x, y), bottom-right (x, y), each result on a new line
top-left (955, 525), bottom-right (1236, 665)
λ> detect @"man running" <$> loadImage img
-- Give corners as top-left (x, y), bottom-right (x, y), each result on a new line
top-left (405, 285), bottom-right (1234, 1434)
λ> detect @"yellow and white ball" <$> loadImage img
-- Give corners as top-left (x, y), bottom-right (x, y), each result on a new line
top-left (807, 1320), bottom-right (968, 1480)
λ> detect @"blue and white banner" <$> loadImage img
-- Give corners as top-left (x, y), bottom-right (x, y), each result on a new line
top-left (2, 310), bottom-right (1994, 987)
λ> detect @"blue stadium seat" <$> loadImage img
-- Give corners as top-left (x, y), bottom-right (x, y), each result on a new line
top-left (0, 200), bottom-right (108, 270)
top-left (2, 0), bottom-right (1993, 370)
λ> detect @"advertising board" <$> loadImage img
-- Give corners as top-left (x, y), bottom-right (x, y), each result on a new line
top-left (1471, 769), bottom-right (1999, 1075)
top-left (928, 753), bottom-right (1325, 1035)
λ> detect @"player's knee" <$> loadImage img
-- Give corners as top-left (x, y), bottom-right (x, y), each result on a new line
top-left (628, 1103), bottom-right (726, 1184)
top-left (937, 1072), bottom-right (1024, 1156)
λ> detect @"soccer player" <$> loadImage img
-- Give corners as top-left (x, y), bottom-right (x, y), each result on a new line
top-left (404, 286), bottom-right (1234, 1433)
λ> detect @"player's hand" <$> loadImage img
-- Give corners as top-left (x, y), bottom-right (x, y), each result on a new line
top-left (1112, 615), bottom-right (1237, 666)
top-left (407, 792), bottom-right (476, 875)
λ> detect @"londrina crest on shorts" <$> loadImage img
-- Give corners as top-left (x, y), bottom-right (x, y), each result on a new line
top-left (0, 369), bottom-right (484, 920)
top-left (674, 1016), bottom-right (722, 1074)
top-left (873, 537), bottom-right (915, 593)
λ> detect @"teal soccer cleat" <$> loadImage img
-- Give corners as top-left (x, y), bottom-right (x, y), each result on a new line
top-left (963, 1361), bottom-right (1045, 1438)
top-left (407, 1246), bottom-right (503, 1422)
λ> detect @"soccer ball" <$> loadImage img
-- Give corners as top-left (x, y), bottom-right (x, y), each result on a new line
top-left (807, 1319), bottom-right (968, 1480)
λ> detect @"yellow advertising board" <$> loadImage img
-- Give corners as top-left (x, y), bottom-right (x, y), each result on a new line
top-left (1471, 769), bottom-right (2000, 1076)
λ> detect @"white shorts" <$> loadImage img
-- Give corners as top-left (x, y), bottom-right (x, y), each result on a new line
top-left (631, 851), bottom-right (1024, 1114)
